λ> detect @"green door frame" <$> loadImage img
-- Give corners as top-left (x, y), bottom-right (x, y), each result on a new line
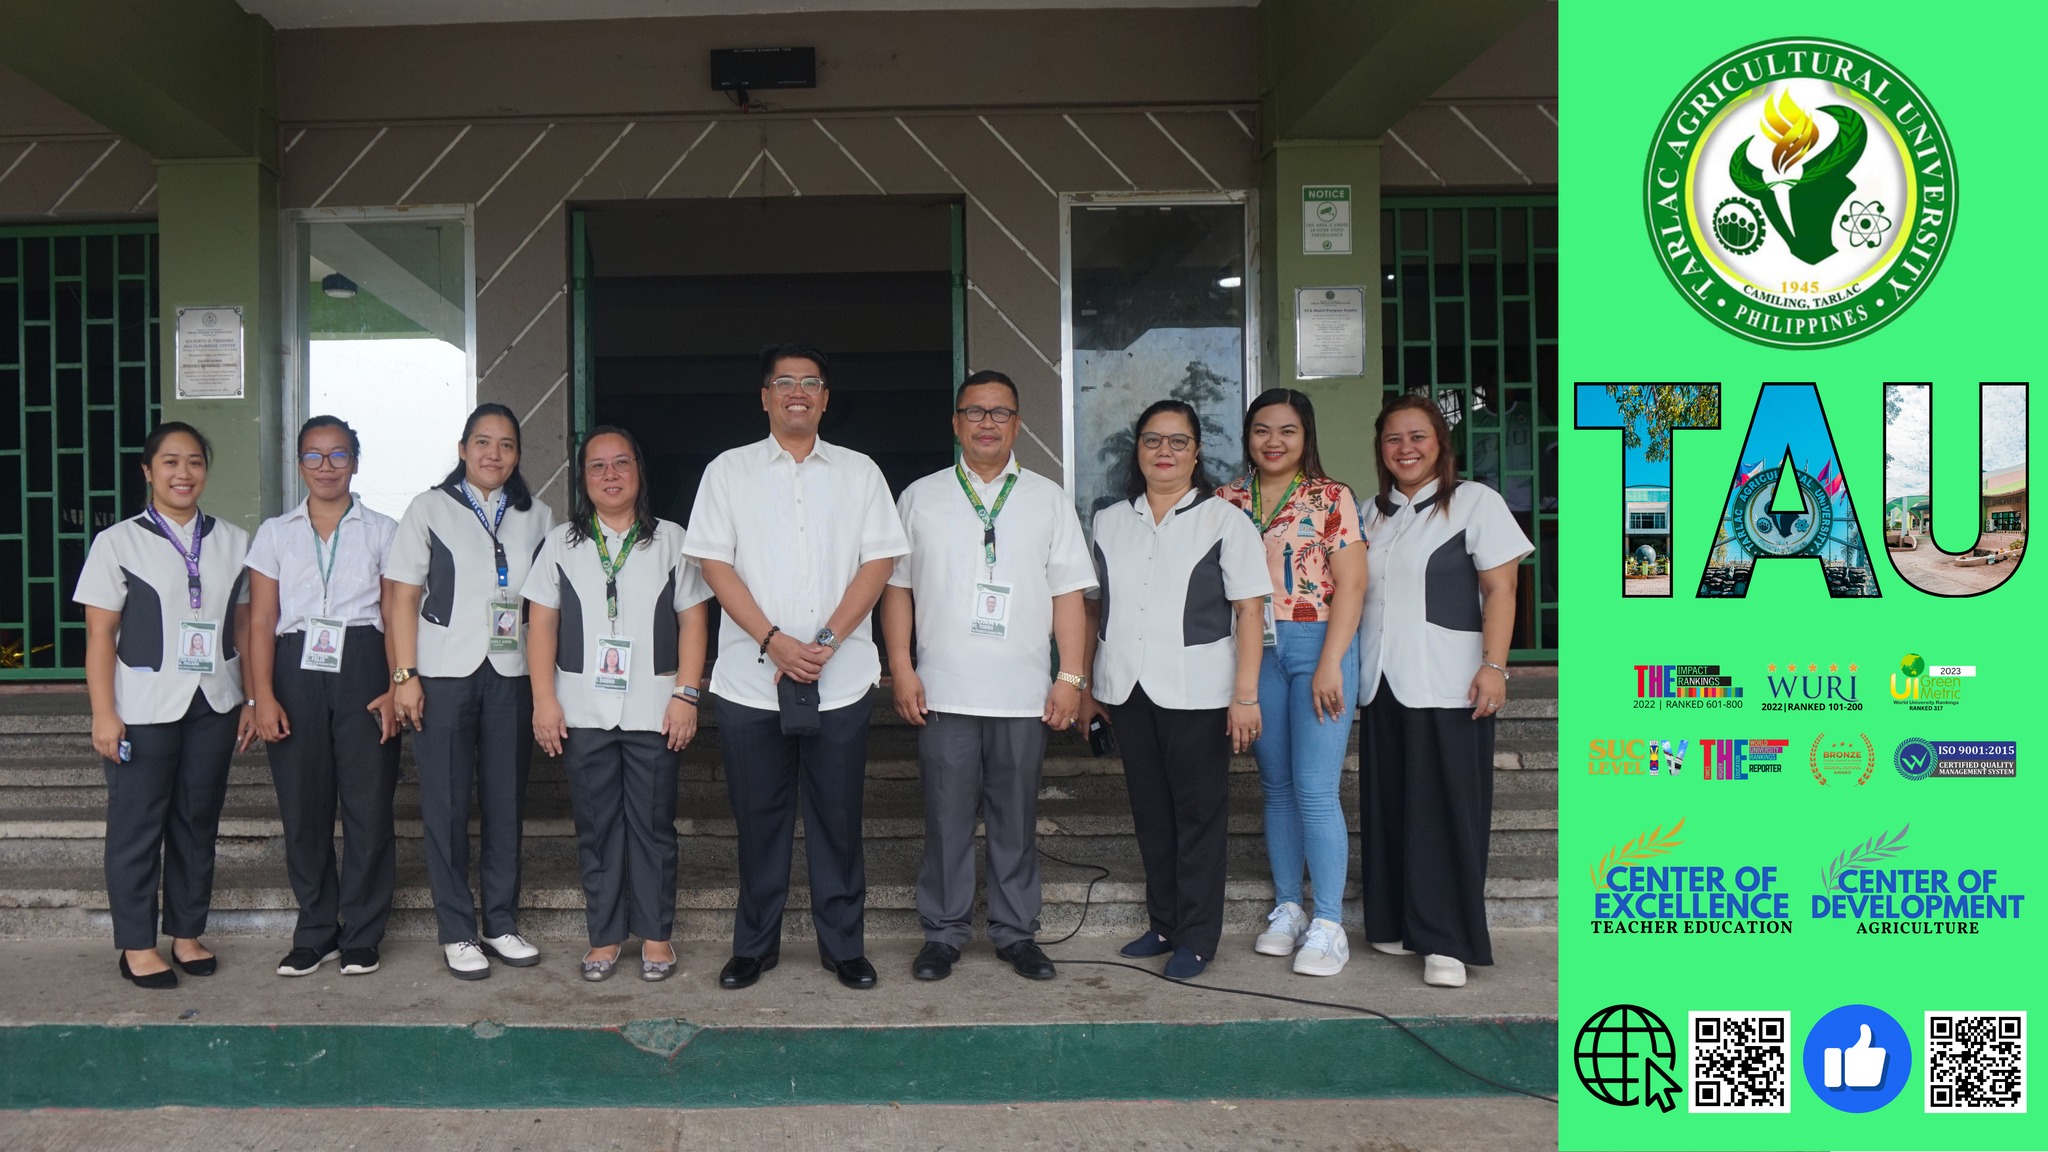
top-left (2, 223), bottom-right (163, 679)
top-left (568, 200), bottom-right (969, 459)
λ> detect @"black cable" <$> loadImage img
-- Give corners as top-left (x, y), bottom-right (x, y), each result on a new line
top-left (1034, 845), bottom-right (1558, 1104)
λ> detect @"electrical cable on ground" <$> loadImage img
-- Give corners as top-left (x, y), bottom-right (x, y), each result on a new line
top-left (1034, 845), bottom-right (1559, 1104)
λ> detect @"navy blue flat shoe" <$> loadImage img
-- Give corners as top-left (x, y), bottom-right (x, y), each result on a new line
top-left (1164, 946), bottom-right (1208, 980)
top-left (1119, 931), bottom-right (1172, 958)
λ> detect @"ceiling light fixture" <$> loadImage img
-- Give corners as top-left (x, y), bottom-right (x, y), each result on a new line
top-left (321, 273), bottom-right (358, 299)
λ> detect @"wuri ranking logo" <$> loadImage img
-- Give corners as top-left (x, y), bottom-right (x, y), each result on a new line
top-left (1644, 38), bottom-right (1955, 347)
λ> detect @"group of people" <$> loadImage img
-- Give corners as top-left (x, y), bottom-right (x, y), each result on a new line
top-left (76, 341), bottom-right (1530, 995)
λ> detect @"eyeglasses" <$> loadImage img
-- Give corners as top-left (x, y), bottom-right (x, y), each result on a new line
top-left (585, 457), bottom-right (636, 476)
top-left (769, 376), bottom-right (826, 395)
top-left (299, 450), bottom-right (355, 470)
top-left (1138, 433), bottom-right (1196, 453)
top-left (955, 406), bottom-right (1017, 424)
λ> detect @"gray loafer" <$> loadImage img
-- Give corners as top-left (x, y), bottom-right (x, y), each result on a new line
top-left (641, 944), bottom-right (677, 982)
top-left (581, 952), bottom-right (617, 982)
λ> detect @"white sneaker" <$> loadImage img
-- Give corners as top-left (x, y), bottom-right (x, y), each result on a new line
top-left (1292, 919), bottom-right (1350, 977)
top-left (480, 933), bottom-right (541, 967)
top-left (1253, 902), bottom-right (1309, 956)
top-left (1423, 954), bottom-right (1467, 987)
top-left (1369, 940), bottom-right (1415, 956)
top-left (444, 941), bottom-right (491, 980)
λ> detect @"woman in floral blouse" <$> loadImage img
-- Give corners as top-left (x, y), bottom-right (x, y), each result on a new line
top-left (1219, 389), bottom-right (1366, 976)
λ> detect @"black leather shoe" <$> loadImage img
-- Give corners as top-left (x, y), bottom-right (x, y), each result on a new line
top-left (119, 953), bottom-right (178, 990)
top-left (823, 955), bottom-right (878, 990)
top-left (912, 942), bottom-right (960, 981)
top-left (996, 940), bottom-right (1057, 981)
top-left (718, 953), bottom-right (778, 989)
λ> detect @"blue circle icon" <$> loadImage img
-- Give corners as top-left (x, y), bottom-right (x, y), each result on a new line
top-left (1894, 737), bottom-right (1937, 781)
top-left (1803, 1004), bottom-right (1911, 1113)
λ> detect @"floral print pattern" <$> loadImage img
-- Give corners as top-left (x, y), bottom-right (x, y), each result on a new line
top-left (1220, 476), bottom-right (1362, 622)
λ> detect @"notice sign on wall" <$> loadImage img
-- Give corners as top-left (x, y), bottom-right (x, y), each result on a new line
top-left (175, 306), bottom-right (245, 400)
top-left (1294, 287), bottom-right (1365, 378)
top-left (1301, 185), bottom-right (1352, 254)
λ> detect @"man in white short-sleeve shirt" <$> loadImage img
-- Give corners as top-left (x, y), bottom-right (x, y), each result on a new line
top-left (880, 370), bottom-right (1096, 984)
top-left (683, 342), bottom-right (910, 993)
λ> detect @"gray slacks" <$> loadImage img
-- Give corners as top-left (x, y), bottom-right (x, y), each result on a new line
top-left (267, 627), bottom-right (400, 951)
top-left (915, 710), bottom-right (1047, 948)
top-left (103, 689), bottom-right (238, 950)
top-left (716, 697), bottom-right (872, 961)
top-left (562, 726), bottom-right (679, 945)
top-left (414, 664), bottom-right (533, 943)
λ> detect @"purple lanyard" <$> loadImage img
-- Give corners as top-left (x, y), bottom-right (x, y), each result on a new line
top-left (144, 504), bottom-right (204, 611)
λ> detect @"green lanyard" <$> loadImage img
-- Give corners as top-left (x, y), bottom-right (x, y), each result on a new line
top-left (955, 465), bottom-right (1017, 570)
top-left (310, 499), bottom-right (352, 614)
top-left (591, 517), bottom-right (641, 625)
top-left (1249, 472), bottom-right (1303, 533)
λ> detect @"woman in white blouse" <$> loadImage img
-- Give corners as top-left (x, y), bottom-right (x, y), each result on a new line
top-left (1355, 393), bottom-right (1532, 988)
top-left (386, 403), bottom-right (557, 980)
top-left (1079, 400), bottom-right (1270, 980)
top-left (525, 427), bottom-right (711, 983)
top-left (74, 422), bottom-right (256, 988)
top-left (244, 416), bottom-right (402, 979)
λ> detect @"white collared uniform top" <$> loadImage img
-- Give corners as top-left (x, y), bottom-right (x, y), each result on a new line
top-left (244, 498), bottom-right (398, 635)
top-left (522, 518), bottom-right (713, 732)
top-left (386, 481), bottom-right (556, 679)
top-left (888, 457), bottom-right (1097, 718)
top-left (683, 436), bottom-right (911, 712)
top-left (1086, 488), bottom-right (1271, 710)
top-left (1356, 478), bottom-right (1533, 709)
top-left (73, 511), bottom-right (252, 724)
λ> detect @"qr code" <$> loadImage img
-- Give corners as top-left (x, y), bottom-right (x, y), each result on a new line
top-left (1926, 1012), bottom-right (2026, 1113)
top-left (1688, 1011), bottom-right (1790, 1112)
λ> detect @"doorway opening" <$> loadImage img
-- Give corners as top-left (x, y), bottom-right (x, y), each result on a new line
top-left (573, 196), bottom-right (963, 525)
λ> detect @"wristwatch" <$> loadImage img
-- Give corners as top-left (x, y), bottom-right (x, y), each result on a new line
top-left (672, 684), bottom-right (702, 705)
top-left (392, 667), bottom-right (419, 685)
top-left (814, 627), bottom-right (842, 650)
top-left (1055, 671), bottom-right (1088, 691)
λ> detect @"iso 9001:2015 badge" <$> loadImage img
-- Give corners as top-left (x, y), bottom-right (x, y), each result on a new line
top-left (1644, 38), bottom-right (1955, 348)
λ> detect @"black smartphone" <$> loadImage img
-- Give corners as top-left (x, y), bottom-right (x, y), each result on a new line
top-left (1087, 715), bottom-right (1117, 758)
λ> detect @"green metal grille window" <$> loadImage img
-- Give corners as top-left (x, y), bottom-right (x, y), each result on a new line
top-left (1, 225), bottom-right (161, 678)
top-left (1381, 198), bottom-right (1557, 660)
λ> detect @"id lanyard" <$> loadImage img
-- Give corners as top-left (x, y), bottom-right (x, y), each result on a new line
top-left (1248, 471), bottom-right (1303, 534)
top-left (955, 464), bottom-right (1017, 578)
top-left (310, 499), bottom-right (352, 615)
top-left (460, 482), bottom-right (511, 589)
top-left (144, 503), bottom-right (203, 616)
top-left (590, 517), bottom-right (641, 635)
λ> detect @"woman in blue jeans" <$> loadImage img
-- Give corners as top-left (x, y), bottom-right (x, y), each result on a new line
top-left (1219, 390), bottom-right (1366, 976)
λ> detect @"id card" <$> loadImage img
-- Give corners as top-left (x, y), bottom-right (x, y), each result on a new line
top-left (488, 598), bottom-right (522, 653)
top-left (177, 620), bottom-right (219, 673)
top-left (594, 636), bottom-right (632, 693)
top-left (1261, 596), bottom-right (1277, 648)
top-left (300, 616), bottom-right (346, 673)
top-left (970, 580), bottom-right (1013, 638)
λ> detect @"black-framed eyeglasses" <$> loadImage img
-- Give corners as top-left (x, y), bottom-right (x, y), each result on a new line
top-left (299, 450), bottom-right (355, 470)
top-left (955, 406), bottom-right (1017, 424)
top-left (769, 376), bottom-right (826, 395)
top-left (1138, 432), bottom-right (1196, 453)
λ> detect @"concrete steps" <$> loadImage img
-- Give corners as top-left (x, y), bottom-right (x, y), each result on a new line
top-left (0, 675), bottom-right (1559, 938)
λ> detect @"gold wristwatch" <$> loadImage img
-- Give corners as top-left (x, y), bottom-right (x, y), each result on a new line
top-left (1055, 671), bottom-right (1088, 690)
top-left (392, 667), bottom-right (419, 685)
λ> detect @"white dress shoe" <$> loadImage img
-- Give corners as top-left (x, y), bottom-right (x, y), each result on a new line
top-left (480, 933), bottom-right (541, 967)
top-left (1369, 940), bottom-right (1415, 956)
top-left (444, 941), bottom-right (491, 980)
top-left (1254, 902), bottom-right (1309, 956)
top-left (1423, 954), bottom-right (1467, 987)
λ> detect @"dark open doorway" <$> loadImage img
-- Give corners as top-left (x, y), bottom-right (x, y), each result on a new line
top-left (572, 196), bottom-right (963, 525)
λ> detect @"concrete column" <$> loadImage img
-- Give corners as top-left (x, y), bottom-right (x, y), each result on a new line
top-left (156, 157), bottom-right (281, 531)
top-left (1260, 139), bottom-right (1382, 492)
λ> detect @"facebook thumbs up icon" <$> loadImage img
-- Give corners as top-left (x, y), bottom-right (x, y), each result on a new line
top-left (1805, 1005), bottom-right (1910, 1113)
top-left (1824, 1024), bottom-right (1886, 1088)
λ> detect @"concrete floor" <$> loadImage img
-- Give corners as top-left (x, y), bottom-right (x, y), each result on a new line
top-left (0, 930), bottom-right (1557, 1029)
top-left (0, 1098), bottom-right (1560, 1152)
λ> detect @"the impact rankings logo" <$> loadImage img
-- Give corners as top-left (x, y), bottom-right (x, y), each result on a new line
top-left (1562, 9), bottom-right (2039, 1150)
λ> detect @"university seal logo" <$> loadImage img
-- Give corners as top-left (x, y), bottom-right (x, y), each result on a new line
top-left (1644, 38), bottom-right (1955, 348)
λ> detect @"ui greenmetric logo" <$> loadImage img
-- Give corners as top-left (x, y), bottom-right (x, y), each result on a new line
top-left (1644, 38), bottom-right (1955, 347)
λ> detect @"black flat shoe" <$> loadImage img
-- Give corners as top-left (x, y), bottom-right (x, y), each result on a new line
top-left (1119, 931), bottom-right (1172, 958)
top-left (119, 953), bottom-right (178, 990)
top-left (172, 951), bottom-right (216, 977)
top-left (823, 954), bottom-right (878, 990)
top-left (719, 952), bottom-right (778, 990)
top-left (912, 941), bottom-right (960, 981)
top-left (996, 940), bottom-right (1057, 980)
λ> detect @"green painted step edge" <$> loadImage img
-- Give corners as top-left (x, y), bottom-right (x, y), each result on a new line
top-left (0, 1015), bottom-right (1558, 1109)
